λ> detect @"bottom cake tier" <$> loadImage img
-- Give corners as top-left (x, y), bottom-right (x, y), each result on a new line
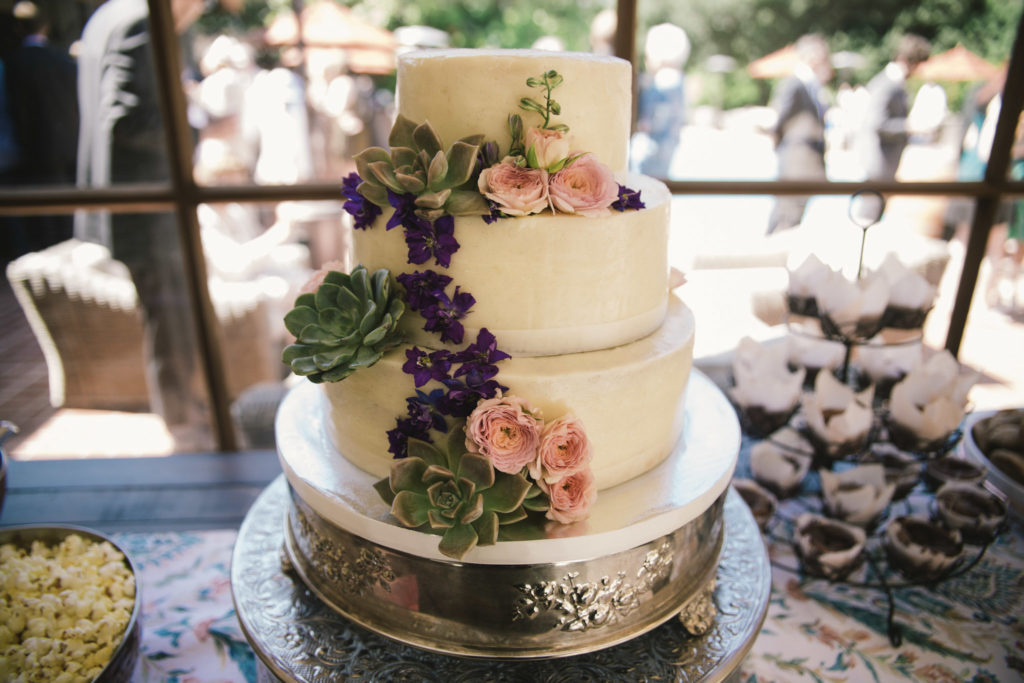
top-left (275, 370), bottom-right (739, 658)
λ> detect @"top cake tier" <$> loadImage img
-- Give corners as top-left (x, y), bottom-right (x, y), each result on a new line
top-left (396, 49), bottom-right (633, 175)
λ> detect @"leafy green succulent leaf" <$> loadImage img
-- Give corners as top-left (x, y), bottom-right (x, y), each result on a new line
top-left (281, 265), bottom-right (404, 382)
top-left (393, 491), bottom-right (430, 527)
top-left (439, 523), bottom-right (478, 558)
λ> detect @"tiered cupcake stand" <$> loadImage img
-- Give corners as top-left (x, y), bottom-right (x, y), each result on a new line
top-left (231, 372), bottom-right (771, 682)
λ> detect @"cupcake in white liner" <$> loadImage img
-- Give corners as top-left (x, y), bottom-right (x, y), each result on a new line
top-left (934, 482), bottom-right (1007, 544)
top-left (787, 335), bottom-right (847, 387)
top-left (884, 515), bottom-right (964, 581)
top-left (852, 338), bottom-right (923, 400)
top-left (794, 513), bottom-right (867, 580)
top-left (786, 254), bottom-right (834, 318)
top-left (802, 370), bottom-right (875, 460)
top-left (870, 254), bottom-right (938, 330)
top-left (858, 442), bottom-right (923, 500)
top-left (923, 455), bottom-right (986, 492)
top-left (750, 426), bottom-right (814, 498)
top-left (815, 270), bottom-right (889, 341)
top-left (820, 464), bottom-right (896, 528)
top-left (887, 351), bottom-right (977, 452)
top-left (730, 337), bottom-right (805, 437)
top-left (732, 478), bottom-right (778, 531)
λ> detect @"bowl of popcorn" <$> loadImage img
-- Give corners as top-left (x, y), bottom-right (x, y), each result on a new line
top-left (0, 525), bottom-right (141, 682)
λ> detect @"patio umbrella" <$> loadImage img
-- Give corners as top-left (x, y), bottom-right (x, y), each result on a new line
top-left (746, 44), bottom-right (798, 78)
top-left (913, 44), bottom-right (1000, 82)
top-left (265, 1), bottom-right (397, 74)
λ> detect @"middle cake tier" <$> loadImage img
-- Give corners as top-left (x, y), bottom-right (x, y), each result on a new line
top-left (352, 174), bottom-right (671, 357)
top-left (324, 295), bottom-right (695, 492)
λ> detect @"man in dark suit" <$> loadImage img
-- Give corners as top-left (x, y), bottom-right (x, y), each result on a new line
top-left (75, 0), bottom-right (205, 435)
top-left (3, 1), bottom-right (78, 249)
top-left (767, 34), bottom-right (832, 234)
top-left (856, 34), bottom-right (931, 215)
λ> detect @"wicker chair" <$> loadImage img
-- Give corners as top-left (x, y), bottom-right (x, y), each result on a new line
top-left (6, 239), bottom-right (280, 411)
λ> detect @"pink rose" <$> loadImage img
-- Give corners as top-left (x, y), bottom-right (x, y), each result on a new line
top-left (541, 468), bottom-right (597, 524)
top-left (529, 414), bottom-right (592, 484)
top-left (465, 394), bottom-right (542, 474)
top-left (525, 127), bottom-right (571, 170)
top-left (548, 153), bottom-right (618, 217)
top-left (478, 157), bottom-right (549, 216)
top-left (299, 260), bottom-right (347, 295)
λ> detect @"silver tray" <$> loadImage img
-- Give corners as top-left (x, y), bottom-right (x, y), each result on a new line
top-left (232, 478), bottom-right (770, 681)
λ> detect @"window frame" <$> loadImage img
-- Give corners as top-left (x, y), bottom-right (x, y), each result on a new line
top-left (0, 0), bottom-right (1022, 451)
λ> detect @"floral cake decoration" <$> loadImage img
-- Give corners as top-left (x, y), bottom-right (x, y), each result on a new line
top-left (284, 71), bottom-right (643, 559)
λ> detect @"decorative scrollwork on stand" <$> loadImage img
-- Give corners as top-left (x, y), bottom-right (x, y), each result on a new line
top-left (512, 542), bottom-right (674, 631)
top-left (291, 504), bottom-right (396, 595)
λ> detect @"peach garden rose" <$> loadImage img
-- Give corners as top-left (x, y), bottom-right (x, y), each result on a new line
top-left (529, 414), bottom-right (592, 484)
top-left (548, 153), bottom-right (618, 217)
top-left (464, 393), bottom-right (542, 474)
top-left (478, 156), bottom-right (549, 216)
top-left (525, 127), bottom-right (571, 170)
top-left (542, 467), bottom-right (597, 524)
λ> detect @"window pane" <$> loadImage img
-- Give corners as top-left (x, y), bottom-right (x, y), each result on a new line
top-left (3, 211), bottom-right (215, 458)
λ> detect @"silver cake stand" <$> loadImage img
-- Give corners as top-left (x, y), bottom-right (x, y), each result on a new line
top-left (232, 477), bottom-right (770, 681)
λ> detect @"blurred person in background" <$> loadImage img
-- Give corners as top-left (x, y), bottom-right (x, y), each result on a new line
top-left (3, 1), bottom-right (78, 251)
top-left (766, 34), bottom-right (832, 234)
top-left (75, 0), bottom-right (208, 443)
top-left (854, 33), bottom-right (931, 219)
top-left (633, 23), bottom-right (689, 179)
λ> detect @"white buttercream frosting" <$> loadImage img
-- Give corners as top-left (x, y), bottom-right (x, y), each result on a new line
top-left (323, 297), bottom-right (696, 491)
top-left (353, 174), bottom-right (671, 357)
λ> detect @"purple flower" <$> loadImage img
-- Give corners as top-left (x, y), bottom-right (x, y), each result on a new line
top-left (402, 347), bottom-right (453, 387)
top-left (430, 215), bottom-right (459, 267)
top-left (481, 199), bottom-right (505, 224)
top-left (451, 328), bottom-right (510, 367)
top-left (341, 173), bottom-right (382, 229)
top-left (386, 190), bottom-right (425, 231)
top-left (422, 286), bottom-right (475, 345)
top-left (440, 375), bottom-right (507, 418)
top-left (611, 184), bottom-right (645, 211)
top-left (402, 214), bottom-right (460, 268)
top-left (397, 270), bottom-right (453, 312)
top-left (387, 391), bottom-right (448, 458)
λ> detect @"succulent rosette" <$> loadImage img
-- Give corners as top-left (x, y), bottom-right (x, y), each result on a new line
top-left (283, 265), bottom-right (405, 383)
top-left (354, 115), bottom-right (488, 218)
top-left (465, 393), bottom-right (543, 474)
top-left (374, 423), bottom-right (541, 559)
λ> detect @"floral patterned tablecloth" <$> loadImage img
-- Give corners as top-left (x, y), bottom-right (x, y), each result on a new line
top-left (114, 504), bottom-right (1023, 682)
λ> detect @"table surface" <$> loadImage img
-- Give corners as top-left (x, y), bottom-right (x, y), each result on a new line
top-left (2, 447), bottom-right (1023, 683)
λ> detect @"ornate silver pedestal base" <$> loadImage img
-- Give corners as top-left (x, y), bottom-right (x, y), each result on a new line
top-left (232, 478), bottom-right (770, 682)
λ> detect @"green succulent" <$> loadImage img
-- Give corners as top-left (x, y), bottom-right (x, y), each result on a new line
top-left (374, 423), bottom-right (546, 559)
top-left (282, 266), bottom-right (404, 383)
top-left (354, 114), bottom-right (490, 218)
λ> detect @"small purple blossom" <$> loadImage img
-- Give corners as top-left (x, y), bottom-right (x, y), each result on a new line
top-left (422, 286), bottom-right (475, 345)
top-left (396, 270), bottom-right (453, 312)
top-left (439, 376), bottom-right (507, 418)
top-left (481, 199), bottom-right (505, 224)
top-left (451, 328), bottom-right (510, 367)
top-left (386, 190), bottom-right (426, 231)
top-left (386, 391), bottom-right (448, 458)
top-left (341, 173), bottom-right (382, 229)
top-left (402, 347), bottom-right (453, 387)
top-left (611, 184), bottom-right (645, 211)
top-left (402, 214), bottom-right (460, 268)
